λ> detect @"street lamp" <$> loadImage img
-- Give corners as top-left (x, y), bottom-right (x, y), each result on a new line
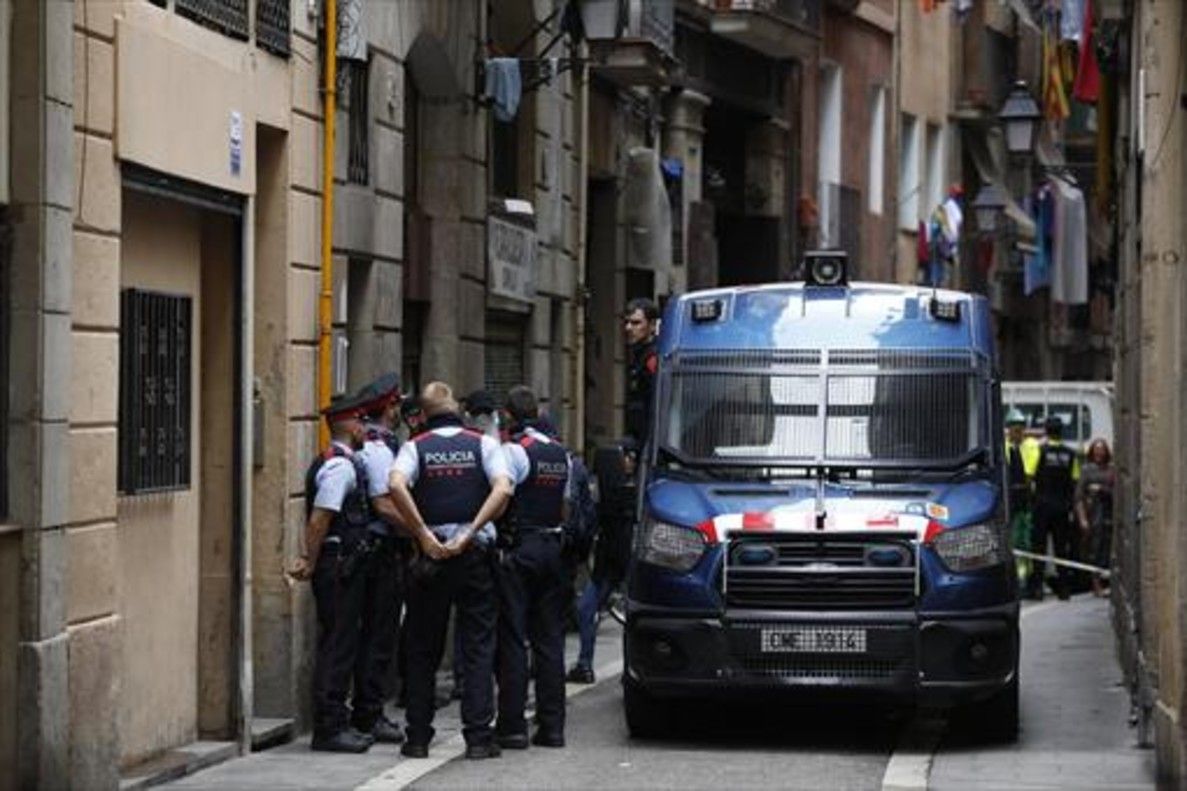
top-left (999, 80), bottom-right (1042, 156)
top-left (971, 182), bottom-right (1008, 233)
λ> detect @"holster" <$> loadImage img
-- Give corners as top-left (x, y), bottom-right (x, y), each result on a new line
top-left (335, 533), bottom-right (374, 581)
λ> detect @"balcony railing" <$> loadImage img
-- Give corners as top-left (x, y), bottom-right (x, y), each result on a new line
top-left (698, 0), bottom-right (822, 35)
top-left (584, 0), bottom-right (678, 86)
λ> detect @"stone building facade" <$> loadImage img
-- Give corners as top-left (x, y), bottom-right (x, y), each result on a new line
top-left (0, 1), bottom-right (584, 787)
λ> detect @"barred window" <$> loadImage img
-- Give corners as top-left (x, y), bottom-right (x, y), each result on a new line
top-left (175, 0), bottom-right (249, 41)
top-left (346, 59), bottom-right (370, 185)
top-left (119, 290), bottom-right (193, 494)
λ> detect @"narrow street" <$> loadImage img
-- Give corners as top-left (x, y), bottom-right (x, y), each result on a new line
top-left (164, 595), bottom-right (1152, 791)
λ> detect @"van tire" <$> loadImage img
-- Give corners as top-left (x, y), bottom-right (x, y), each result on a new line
top-left (623, 678), bottom-right (671, 739)
top-left (969, 673), bottom-right (1019, 743)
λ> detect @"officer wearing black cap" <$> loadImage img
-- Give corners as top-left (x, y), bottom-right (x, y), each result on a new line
top-left (1030, 415), bottom-right (1081, 600)
top-left (289, 394), bottom-right (375, 752)
top-left (349, 372), bottom-right (409, 745)
top-left (463, 389), bottom-right (501, 439)
top-left (401, 393), bottom-right (428, 439)
top-left (386, 382), bottom-right (513, 760)
top-left (494, 386), bottom-right (573, 750)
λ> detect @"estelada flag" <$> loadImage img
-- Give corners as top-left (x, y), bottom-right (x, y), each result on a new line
top-left (1043, 24), bottom-right (1070, 120)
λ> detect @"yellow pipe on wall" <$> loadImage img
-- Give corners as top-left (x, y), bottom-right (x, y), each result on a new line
top-left (318, 0), bottom-right (338, 448)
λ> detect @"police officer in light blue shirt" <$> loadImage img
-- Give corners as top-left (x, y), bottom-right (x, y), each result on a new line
top-left (494, 386), bottom-right (574, 750)
top-left (290, 394), bottom-right (375, 753)
top-left (349, 372), bottom-right (410, 745)
top-left (386, 382), bottom-right (513, 760)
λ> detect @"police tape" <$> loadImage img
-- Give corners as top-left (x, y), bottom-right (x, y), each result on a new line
top-left (1011, 548), bottom-right (1111, 578)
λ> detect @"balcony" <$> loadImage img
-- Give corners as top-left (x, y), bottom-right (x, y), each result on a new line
top-left (582, 0), bottom-right (678, 87)
top-left (697, 0), bottom-right (821, 59)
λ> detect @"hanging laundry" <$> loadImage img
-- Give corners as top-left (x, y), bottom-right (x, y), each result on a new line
top-left (1060, 0), bottom-right (1086, 41)
top-left (917, 220), bottom-right (930, 265)
top-left (1072, 0), bottom-right (1101, 103)
top-left (1025, 187), bottom-right (1053, 295)
top-left (1042, 21), bottom-right (1070, 120)
top-left (484, 58), bottom-right (522, 123)
top-left (1050, 177), bottom-right (1088, 305)
top-left (940, 194), bottom-right (964, 246)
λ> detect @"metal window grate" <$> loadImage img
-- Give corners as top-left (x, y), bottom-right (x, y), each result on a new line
top-left (255, 0), bottom-right (291, 57)
top-left (119, 290), bottom-right (193, 495)
top-left (346, 59), bottom-right (369, 185)
top-left (175, 0), bottom-right (249, 40)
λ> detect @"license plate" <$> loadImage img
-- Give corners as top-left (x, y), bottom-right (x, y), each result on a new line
top-left (759, 626), bottom-right (867, 654)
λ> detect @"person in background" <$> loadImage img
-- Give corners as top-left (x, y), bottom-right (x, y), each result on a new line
top-left (1076, 438), bottom-right (1115, 597)
top-left (464, 389), bottom-right (501, 439)
top-left (401, 393), bottom-right (428, 440)
top-left (623, 298), bottom-right (659, 447)
top-left (1030, 416), bottom-right (1081, 601)
top-left (566, 437), bottom-right (638, 684)
top-left (1004, 409), bottom-right (1040, 589)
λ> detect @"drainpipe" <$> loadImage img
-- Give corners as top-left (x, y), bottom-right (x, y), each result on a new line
top-left (238, 195), bottom-right (255, 754)
top-left (574, 46), bottom-right (590, 456)
top-left (318, 0), bottom-right (339, 447)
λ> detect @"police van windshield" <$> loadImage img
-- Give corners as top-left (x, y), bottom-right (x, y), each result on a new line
top-left (659, 349), bottom-right (988, 469)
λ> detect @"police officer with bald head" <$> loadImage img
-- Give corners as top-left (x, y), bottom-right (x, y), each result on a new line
top-left (386, 382), bottom-right (514, 760)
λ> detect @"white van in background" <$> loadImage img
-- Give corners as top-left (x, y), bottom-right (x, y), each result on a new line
top-left (1002, 381), bottom-right (1114, 451)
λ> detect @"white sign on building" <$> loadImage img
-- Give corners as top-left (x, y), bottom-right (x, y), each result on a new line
top-left (488, 214), bottom-right (536, 304)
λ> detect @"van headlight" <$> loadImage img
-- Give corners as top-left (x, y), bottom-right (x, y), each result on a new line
top-left (930, 523), bottom-right (1006, 572)
top-left (638, 520), bottom-right (706, 573)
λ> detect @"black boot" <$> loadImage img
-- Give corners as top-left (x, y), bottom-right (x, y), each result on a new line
top-left (312, 727), bottom-right (374, 753)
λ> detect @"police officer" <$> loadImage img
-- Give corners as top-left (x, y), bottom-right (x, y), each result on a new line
top-left (349, 373), bottom-right (410, 745)
top-left (623, 297), bottom-right (659, 446)
top-left (463, 389), bottom-right (501, 439)
top-left (401, 393), bottom-right (427, 439)
top-left (1030, 416), bottom-right (1081, 601)
top-left (387, 382), bottom-right (513, 760)
top-left (494, 386), bottom-right (573, 749)
top-left (289, 395), bottom-right (374, 752)
top-left (1005, 409), bottom-right (1040, 588)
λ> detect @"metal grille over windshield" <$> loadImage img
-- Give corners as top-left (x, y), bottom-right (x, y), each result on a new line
top-left (662, 349), bottom-right (985, 466)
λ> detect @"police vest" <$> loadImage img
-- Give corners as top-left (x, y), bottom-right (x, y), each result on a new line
top-left (1034, 442), bottom-right (1077, 507)
top-left (303, 445), bottom-right (372, 537)
top-left (412, 429), bottom-right (491, 525)
top-left (508, 433), bottom-right (570, 528)
top-left (1007, 443), bottom-right (1028, 491)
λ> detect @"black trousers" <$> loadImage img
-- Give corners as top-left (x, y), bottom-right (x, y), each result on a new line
top-left (403, 546), bottom-right (497, 747)
top-left (495, 532), bottom-right (568, 738)
top-left (1032, 502), bottom-right (1078, 594)
top-left (351, 536), bottom-right (403, 730)
top-left (311, 541), bottom-right (367, 737)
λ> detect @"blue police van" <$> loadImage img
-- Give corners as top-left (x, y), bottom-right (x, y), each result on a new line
top-left (623, 252), bottom-right (1019, 740)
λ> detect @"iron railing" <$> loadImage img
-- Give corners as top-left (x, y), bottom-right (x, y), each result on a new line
top-left (699, 0), bottom-right (822, 33)
top-left (255, 0), bottom-right (292, 57)
top-left (119, 290), bottom-right (193, 495)
top-left (175, 0), bottom-right (249, 41)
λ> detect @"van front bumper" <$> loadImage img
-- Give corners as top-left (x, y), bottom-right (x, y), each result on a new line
top-left (624, 602), bottom-right (1018, 707)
